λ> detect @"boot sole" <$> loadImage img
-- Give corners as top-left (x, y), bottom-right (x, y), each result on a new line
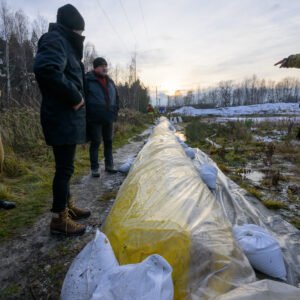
top-left (50, 229), bottom-right (86, 236)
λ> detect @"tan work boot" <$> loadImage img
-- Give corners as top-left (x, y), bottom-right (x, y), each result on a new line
top-left (50, 208), bottom-right (86, 236)
top-left (68, 197), bottom-right (91, 220)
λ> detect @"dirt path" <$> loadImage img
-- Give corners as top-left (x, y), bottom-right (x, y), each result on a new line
top-left (0, 128), bottom-right (151, 300)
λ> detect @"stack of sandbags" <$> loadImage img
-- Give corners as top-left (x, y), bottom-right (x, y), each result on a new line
top-left (103, 117), bottom-right (255, 299)
top-left (61, 230), bottom-right (174, 300)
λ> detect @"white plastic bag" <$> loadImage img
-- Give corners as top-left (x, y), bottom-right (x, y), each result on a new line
top-left (233, 224), bottom-right (287, 280)
top-left (61, 230), bottom-right (174, 300)
top-left (61, 230), bottom-right (119, 300)
top-left (185, 147), bottom-right (195, 159)
top-left (199, 164), bottom-right (218, 190)
top-left (118, 158), bottom-right (134, 173)
top-left (91, 255), bottom-right (174, 300)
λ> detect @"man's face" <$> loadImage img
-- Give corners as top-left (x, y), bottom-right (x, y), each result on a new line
top-left (94, 65), bottom-right (108, 76)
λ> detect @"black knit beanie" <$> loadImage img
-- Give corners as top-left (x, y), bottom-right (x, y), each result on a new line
top-left (57, 4), bottom-right (85, 31)
top-left (93, 57), bottom-right (108, 68)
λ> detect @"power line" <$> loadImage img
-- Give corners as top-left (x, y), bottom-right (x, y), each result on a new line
top-left (138, 0), bottom-right (150, 46)
top-left (95, 0), bottom-right (130, 52)
top-left (118, 0), bottom-right (137, 46)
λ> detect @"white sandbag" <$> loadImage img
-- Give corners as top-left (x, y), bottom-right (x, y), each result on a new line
top-left (91, 254), bottom-right (174, 300)
top-left (169, 124), bottom-right (176, 131)
top-left (199, 164), bottom-right (218, 190)
top-left (233, 224), bottom-right (287, 280)
top-left (61, 230), bottom-right (119, 300)
top-left (118, 158), bottom-right (134, 173)
top-left (61, 230), bottom-right (174, 300)
top-left (215, 279), bottom-right (300, 300)
top-left (180, 142), bottom-right (188, 149)
top-left (185, 147), bottom-right (195, 159)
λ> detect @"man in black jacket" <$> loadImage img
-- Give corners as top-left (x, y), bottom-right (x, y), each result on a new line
top-left (34, 4), bottom-right (90, 236)
top-left (86, 57), bottom-right (119, 177)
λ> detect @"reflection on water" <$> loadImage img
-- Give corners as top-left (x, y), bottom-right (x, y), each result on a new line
top-left (243, 169), bottom-right (265, 184)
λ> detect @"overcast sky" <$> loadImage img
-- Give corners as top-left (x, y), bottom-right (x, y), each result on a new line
top-left (7, 0), bottom-right (300, 97)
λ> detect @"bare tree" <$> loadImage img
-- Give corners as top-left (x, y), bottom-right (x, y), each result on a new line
top-left (31, 15), bottom-right (48, 54)
top-left (0, 0), bottom-right (13, 103)
top-left (83, 42), bottom-right (97, 71)
top-left (219, 80), bottom-right (233, 107)
top-left (14, 9), bottom-right (30, 94)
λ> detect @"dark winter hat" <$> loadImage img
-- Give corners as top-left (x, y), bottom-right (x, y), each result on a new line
top-left (93, 57), bottom-right (108, 68)
top-left (57, 4), bottom-right (85, 31)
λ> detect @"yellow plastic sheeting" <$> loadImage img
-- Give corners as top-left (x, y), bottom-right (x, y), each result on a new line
top-left (103, 118), bottom-right (255, 299)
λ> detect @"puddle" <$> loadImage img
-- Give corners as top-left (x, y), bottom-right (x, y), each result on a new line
top-left (244, 170), bottom-right (265, 183)
top-left (241, 167), bottom-right (265, 184)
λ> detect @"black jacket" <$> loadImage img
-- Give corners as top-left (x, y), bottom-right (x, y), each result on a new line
top-left (85, 71), bottom-right (119, 123)
top-left (34, 23), bottom-right (86, 146)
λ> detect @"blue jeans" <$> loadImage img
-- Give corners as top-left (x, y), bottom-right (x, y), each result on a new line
top-left (87, 122), bottom-right (113, 170)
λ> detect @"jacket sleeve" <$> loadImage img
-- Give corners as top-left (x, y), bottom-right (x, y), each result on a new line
top-left (286, 54), bottom-right (300, 69)
top-left (34, 34), bottom-right (82, 106)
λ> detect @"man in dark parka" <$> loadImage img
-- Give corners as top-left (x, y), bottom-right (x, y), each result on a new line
top-left (34, 4), bottom-right (90, 236)
top-left (86, 57), bottom-right (120, 177)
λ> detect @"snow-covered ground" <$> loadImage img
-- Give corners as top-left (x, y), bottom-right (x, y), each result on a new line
top-left (215, 116), bottom-right (300, 123)
top-left (173, 102), bottom-right (300, 117)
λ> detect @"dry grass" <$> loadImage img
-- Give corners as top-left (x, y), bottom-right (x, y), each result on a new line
top-left (0, 183), bottom-right (12, 199)
top-left (0, 133), bottom-right (4, 173)
top-left (0, 108), bottom-right (149, 240)
top-left (261, 199), bottom-right (287, 210)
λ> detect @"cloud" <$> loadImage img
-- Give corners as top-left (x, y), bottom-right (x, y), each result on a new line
top-left (6, 0), bottom-right (300, 90)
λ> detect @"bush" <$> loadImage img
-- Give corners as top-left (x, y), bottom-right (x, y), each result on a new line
top-left (0, 108), bottom-right (45, 156)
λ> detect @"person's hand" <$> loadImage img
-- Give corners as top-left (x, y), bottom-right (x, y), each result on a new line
top-left (274, 58), bottom-right (288, 68)
top-left (73, 99), bottom-right (85, 110)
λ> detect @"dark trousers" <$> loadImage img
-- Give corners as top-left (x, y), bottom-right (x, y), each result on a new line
top-left (88, 122), bottom-right (113, 170)
top-left (52, 144), bottom-right (76, 213)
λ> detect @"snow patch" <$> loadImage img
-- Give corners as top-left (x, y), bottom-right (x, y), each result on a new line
top-left (173, 102), bottom-right (300, 117)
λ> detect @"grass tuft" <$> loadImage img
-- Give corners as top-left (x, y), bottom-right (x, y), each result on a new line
top-left (261, 199), bottom-right (287, 210)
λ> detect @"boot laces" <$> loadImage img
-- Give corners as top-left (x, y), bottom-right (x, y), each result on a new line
top-left (61, 208), bottom-right (83, 231)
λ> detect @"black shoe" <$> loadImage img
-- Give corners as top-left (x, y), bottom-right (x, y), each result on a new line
top-left (0, 200), bottom-right (16, 210)
top-left (105, 164), bottom-right (118, 173)
top-left (91, 168), bottom-right (100, 177)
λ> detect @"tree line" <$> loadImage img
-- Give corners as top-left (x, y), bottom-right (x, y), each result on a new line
top-left (168, 75), bottom-right (300, 108)
top-left (0, 1), bottom-right (150, 112)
